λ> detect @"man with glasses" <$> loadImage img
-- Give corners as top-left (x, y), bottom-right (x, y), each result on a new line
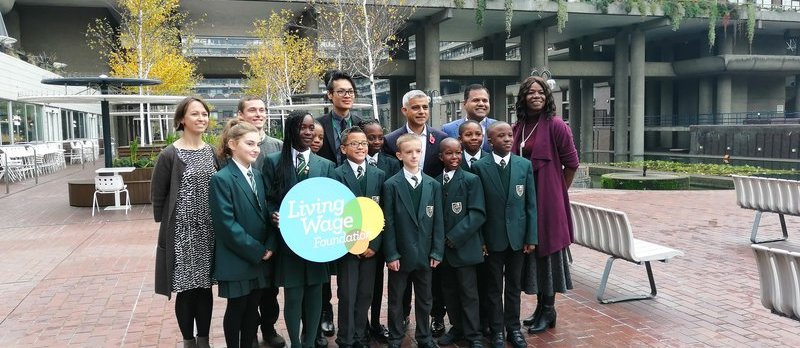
top-left (315, 71), bottom-right (363, 346)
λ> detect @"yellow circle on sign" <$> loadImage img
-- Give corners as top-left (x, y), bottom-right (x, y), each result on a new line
top-left (355, 197), bottom-right (384, 240)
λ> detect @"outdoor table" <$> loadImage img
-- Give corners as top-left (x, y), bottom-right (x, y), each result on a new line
top-left (95, 167), bottom-right (135, 211)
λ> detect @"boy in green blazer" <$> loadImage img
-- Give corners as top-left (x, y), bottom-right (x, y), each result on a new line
top-left (333, 126), bottom-right (386, 348)
top-left (459, 120), bottom-right (490, 172)
top-left (471, 122), bottom-right (537, 348)
top-left (434, 138), bottom-right (486, 348)
top-left (382, 133), bottom-right (445, 348)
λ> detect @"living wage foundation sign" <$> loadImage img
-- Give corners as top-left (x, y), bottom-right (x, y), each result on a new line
top-left (279, 177), bottom-right (384, 263)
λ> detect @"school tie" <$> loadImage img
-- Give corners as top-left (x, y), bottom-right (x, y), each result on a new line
top-left (469, 157), bottom-right (477, 167)
top-left (411, 175), bottom-right (419, 188)
top-left (356, 165), bottom-right (364, 180)
top-left (368, 158), bottom-right (378, 167)
top-left (340, 118), bottom-right (348, 133)
top-left (247, 169), bottom-right (257, 199)
top-left (443, 173), bottom-right (450, 185)
top-left (500, 158), bottom-right (507, 169)
top-left (296, 153), bottom-right (307, 175)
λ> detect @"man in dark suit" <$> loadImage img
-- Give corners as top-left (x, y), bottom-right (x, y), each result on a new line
top-left (317, 71), bottom-right (363, 165)
top-left (237, 95), bottom-right (286, 348)
top-left (435, 138), bottom-right (486, 348)
top-left (471, 122), bottom-right (537, 348)
top-left (381, 90), bottom-right (450, 334)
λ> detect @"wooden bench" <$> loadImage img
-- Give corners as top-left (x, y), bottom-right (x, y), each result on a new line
top-left (751, 242), bottom-right (800, 320)
top-left (731, 175), bottom-right (800, 244)
top-left (571, 202), bottom-right (685, 304)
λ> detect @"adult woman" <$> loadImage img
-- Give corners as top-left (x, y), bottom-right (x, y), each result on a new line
top-left (510, 76), bottom-right (579, 334)
top-left (151, 96), bottom-right (218, 348)
top-left (262, 111), bottom-right (335, 348)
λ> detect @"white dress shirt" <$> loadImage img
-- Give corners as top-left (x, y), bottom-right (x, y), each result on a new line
top-left (492, 152), bottom-right (511, 167)
top-left (464, 150), bottom-right (481, 168)
top-left (403, 167), bottom-right (422, 188)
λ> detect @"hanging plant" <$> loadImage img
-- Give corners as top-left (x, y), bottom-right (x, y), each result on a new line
top-left (746, 2), bottom-right (756, 50)
top-left (476, 0), bottom-right (487, 26)
top-left (707, 1), bottom-right (718, 49)
top-left (453, 0), bottom-right (465, 8)
top-left (661, 1), bottom-right (686, 31)
top-left (505, 0), bottom-right (514, 36)
top-left (557, 0), bottom-right (568, 33)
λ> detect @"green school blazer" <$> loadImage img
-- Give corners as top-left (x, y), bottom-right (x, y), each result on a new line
top-left (381, 172), bottom-right (445, 272)
top-left (262, 152), bottom-right (336, 287)
top-left (435, 169), bottom-right (486, 268)
top-left (334, 162), bottom-right (386, 252)
top-left (209, 160), bottom-right (275, 283)
top-left (471, 154), bottom-right (538, 252)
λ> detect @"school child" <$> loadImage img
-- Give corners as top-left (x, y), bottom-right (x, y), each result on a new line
top-left (470, 121), bottom-right (537, 348)
top-left (458, 120), bottom-right (490, 172)
top-left (434, 138), bottom-right (486, 348)
top-left (262, 111), bottom-right (336, 348)
top-left (358, 118), bottom-right (399, 341)
top-left (331, 126), bottom-right (386, 348)
top-left (381, 133), bottom-right (445, 348)
top-left (209, 119), bottom-right (276, 348)
top-left (311, 120), bottom-right (324, 154)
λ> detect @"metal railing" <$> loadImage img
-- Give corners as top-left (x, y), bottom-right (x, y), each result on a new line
top-left (594, 112), bottom-right (800, 127)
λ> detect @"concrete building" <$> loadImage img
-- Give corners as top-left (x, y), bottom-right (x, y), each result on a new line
top-left (3, 0), bottom-right (800, 166)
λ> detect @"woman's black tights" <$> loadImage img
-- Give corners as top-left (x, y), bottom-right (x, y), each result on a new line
top-left (224, 289), bottom-right (263, 348)
top-left (175, 288), bottom-right (213, 340)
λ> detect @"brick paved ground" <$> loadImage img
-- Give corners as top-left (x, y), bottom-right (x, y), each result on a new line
top-left (1, 162), bottom-right (798, 347)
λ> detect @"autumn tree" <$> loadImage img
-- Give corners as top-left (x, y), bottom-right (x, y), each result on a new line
top-left (243, 10), bottom-right (328, 110)
top-left (86, 0), bottom-right (199, 95)
top-left (313, 0), bottom-right (415, 118)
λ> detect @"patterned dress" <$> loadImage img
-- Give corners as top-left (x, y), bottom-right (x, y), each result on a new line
top-left (172, 145), bottom-right (216, 292)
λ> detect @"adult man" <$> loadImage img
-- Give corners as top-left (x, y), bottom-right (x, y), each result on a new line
top-left (237, 96), bottom-right (286, 348)
top-left (440, 84), bottom-right (496, 153)
top-left (383, 90), bottom-right (448, 178)
top-left (316, 71), bottom-right (363, 165)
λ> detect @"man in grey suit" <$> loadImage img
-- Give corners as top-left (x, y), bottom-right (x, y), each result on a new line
top-left (238, 96), bottom-right (283, 170)
top-left (237, 96), bottom-right (286, 348)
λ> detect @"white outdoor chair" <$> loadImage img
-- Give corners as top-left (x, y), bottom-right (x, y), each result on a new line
top-left (92, 175), bottom-right (130, 216)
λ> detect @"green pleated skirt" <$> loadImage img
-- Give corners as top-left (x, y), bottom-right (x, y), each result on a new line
top-left (218, 273), bottom-right (269, 299)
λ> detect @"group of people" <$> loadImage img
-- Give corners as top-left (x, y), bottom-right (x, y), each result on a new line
top-left (150, 71), bottom-right (579, 348)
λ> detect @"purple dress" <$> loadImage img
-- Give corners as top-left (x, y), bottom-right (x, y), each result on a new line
top-left (512, 115), bottom-right (579, 295)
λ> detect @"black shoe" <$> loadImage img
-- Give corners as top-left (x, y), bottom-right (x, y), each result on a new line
top-left (481, 327), bottom-right (492, 337)
top-left (320, 310), bottom-right (335, 337)
top-left (315, 331), bottom-right (328, 348)
top-left (369, 324), bottom-right (389, 342)
top-left (431, 316), bottom-right (445, 337)
top-left (402, 317), bottom-right (410, 331)
top-left (470, 341), bottom-right (485, 348)
top-left (528, 304), bottom-right (557, 334)
top-left (490, 333), bottom-right (504, 348)
top-left (419, 341), bottom-right (438, 348)
top-left (507, 330), bottom-right (527, 348)
top-left (263, 326), bottom-right (286, 348)
top-left (437, 330), bottom-right (463, 346)
top-left (523, 300), bottom-right (543, 326)
top-left (388, 344), bottom-right (401, 348)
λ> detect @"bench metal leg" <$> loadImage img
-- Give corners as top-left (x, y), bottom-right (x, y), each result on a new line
top-left (596, 257), bottom-right (658, 304)
top-left (750, 211), bottom-right (789, 244)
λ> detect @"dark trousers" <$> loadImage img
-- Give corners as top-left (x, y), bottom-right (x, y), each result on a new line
top-left (477, 262), bottom-right (491, 330)
top-left (431, 268), bottom-right (446, 319)
top-left (284, 284), bottom-right (323, 348)
top-left (336, 254), bottom-right (377, 346)
top-left (224, 289), bottom-right (262, 348)
top-left (441, 262), bottom-right (481, 342)
top-left (486, 247), bottom-right (524, 334)
top-left (322, 279), bottom-right (333, 313)
top-left (387, 268), bottom-right (433, 346)
top-left (369, 253), bottom-right (386, 328)
top-left (175, 287), bottom-right (213, 340)
top-left (258, 286), bottom-right (280, 336)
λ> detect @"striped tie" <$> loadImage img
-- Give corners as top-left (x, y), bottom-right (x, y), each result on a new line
top-left (356, 166), bottom-right (364, 180)
top-left (296, 153), bottom-right (307, 175)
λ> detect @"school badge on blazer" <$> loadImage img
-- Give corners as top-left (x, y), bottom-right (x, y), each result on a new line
top-left (426, 205), bottom-right (434, 218)
top-left (516, 184), bottom-right (524, 197)
top-left (371, 196), bottom-right (380, 204)
top-left (451, 202), bottom-right (462, 214)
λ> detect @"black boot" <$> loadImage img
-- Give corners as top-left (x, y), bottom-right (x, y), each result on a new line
top-left (527, 305), bottom-right (556, 334)
top-left (522, 295), bottom-right (543, 326)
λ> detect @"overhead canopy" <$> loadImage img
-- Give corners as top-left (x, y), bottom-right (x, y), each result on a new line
top-left (269, 103), bottom-right (373, 111)
top-left (17, 94), bottom-right (186, 104)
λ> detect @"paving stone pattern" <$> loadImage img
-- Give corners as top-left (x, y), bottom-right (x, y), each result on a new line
top-left (1, 163), bottom-right (798, 347)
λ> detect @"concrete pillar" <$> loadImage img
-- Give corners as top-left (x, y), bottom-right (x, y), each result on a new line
top-left (716, 32), bottom-right (733, 122)
top-left (613, 30), bottom-right (630, 162)
top-left (422, 21), bottom-right (442, 126)
top-left (389, 78), bottom-right (412, 129)
top-left (483, 33), bottom-right (508, 122)
top-left (414, 32), bottom-right (426, 90)
top-left (519, 28), bottom-right (532, 80)
top-left (568, 40), bottom-right (582, 151)
top-left (520, 22), bottom-right (548, 79)
top-left (580, 37), bottom-right (594, 163)
top-left (629, 28), bottom-right (645, 162)
top-left (659, 44), bottom-right (674, 148)
top-left (795, 75), bottom-right (800, 113)
top-left (698, 78), bottom-right (713, 115)
top-left (532, 26), bottom-right (548, 69)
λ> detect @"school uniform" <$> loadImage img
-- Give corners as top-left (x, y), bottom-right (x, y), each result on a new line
top-left (471, 152), bottom-right (537, 342)
top-left (333, 160), bottom-right (385, 347)
top-left (209, 160), bottom-right (276, 348)
top-left (381, 169), bottom-right (444, 347)
top-left (461, 149), bottom-right (490, 172)
top-left (262, 149), bottom-right (336, 348)
top-left (434, 168), bottom-right (486, 345)
top-left (460, 148), bottom-right (491, 333)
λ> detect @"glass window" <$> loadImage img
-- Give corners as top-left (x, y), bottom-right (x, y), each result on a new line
top-left (0, 99), bottom-right (9, 144)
